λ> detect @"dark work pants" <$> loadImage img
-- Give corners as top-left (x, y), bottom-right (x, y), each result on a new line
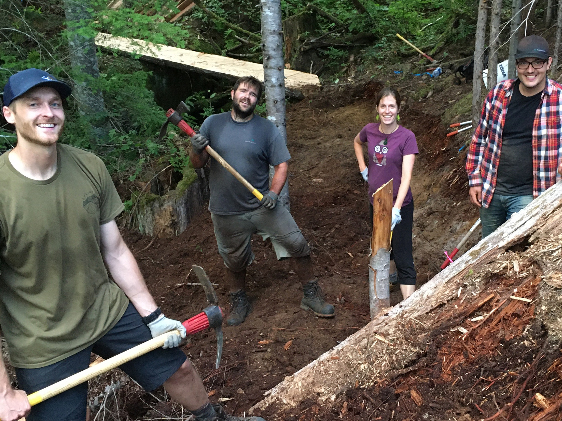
top-left (370, 200), bottom-right (417, 286)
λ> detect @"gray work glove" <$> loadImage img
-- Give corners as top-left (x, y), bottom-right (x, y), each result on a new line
top-left (360, 168), bottom-right (368, 181)
top-left (191, 133), bottom-right (209, 154)
top-left (147, 314), bottom-right (187, 349)
top-left (391, 207), bottom-right (402, 230)
top-left (260, 191), bottom-right (278, 209)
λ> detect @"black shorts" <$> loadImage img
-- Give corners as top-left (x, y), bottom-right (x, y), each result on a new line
top-left (16, 303), bottom-right (187, 421)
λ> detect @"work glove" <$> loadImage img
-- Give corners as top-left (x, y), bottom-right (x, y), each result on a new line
top-left (191, 133), bottom-right (209, 154)
top-left (360, 168), bottom-right (368, 181)
top-left (391, 207), bottom-right (402, 230)
top-left (260, 191), bottom-right (278, 209)
top-left (147, 314), bottom-right (187, 349)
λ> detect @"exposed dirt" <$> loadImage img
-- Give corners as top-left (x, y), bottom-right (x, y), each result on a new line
top-left (85, 70), bottom-right (561, 420)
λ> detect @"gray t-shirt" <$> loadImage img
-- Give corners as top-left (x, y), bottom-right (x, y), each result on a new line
top-left (199, 112), bottom-right (291, 215)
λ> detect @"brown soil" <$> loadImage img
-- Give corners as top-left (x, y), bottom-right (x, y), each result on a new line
top-left (87, 71), bottom-right (562, 420)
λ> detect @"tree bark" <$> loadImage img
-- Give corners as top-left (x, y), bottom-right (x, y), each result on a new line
top-left (472, 0), bottom-right (489, 127)
top-left (261, 0), bottom-right (290, 209)
top-left (62, 0), bottom-right (109, 147)
top-left (487, 0), bottom-right (503, 88)
top-left (508, 0), bottom-right (522, 79)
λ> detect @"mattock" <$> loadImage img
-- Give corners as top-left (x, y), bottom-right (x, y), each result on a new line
top-left (159, 101), bottom-right (264, 201)
top-left (191, 264), bottom-right (224, 369)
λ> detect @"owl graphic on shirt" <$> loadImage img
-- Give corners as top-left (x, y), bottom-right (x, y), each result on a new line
top-left (373, 139), bottom-right (388, 166)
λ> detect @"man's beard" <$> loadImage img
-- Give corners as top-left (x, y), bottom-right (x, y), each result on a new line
top-left (232, 98), bottom-right (256, 119)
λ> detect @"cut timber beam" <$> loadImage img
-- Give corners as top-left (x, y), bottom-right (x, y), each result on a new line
top-left (250, 181), bottom-right (562, 415)
top-left (94, 33), bottom-right (320, 91)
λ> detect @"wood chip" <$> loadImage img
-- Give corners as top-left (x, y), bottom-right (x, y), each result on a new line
top-left (410, 389), bottom-right (423, 406)
top-left (258, 340), bottom-right (273, 345)
top-left (534, 392), bottom-right (550, 409)
top-left (284, 340), bottom-right (293, 350)
top-left (510, 296), bottom-right (532, 302)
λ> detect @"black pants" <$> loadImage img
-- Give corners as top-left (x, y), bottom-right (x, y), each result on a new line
top-left (370, 200), bottom-right (417, 285)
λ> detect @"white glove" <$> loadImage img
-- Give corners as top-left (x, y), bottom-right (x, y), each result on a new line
top-left (147, 314), bottom-right (187, 349)
top-left (391, 207), bottom-right (402, 230)
top-left (360, 168), bottom-right (368, 181)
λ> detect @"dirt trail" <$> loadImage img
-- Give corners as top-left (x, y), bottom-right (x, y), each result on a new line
top-left (97, 72), bottom-right (525, 420)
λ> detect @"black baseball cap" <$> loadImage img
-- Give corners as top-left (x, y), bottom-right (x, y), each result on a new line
top-left (2, 68), bottom-right (71, 107)
top-left (514, 35), bottom-right (550, 60)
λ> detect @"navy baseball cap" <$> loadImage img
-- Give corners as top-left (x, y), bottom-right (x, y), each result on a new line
top-left (515, 35), bottom-right (550, 60)
top-left (2, 68), bottom-right (71, 107)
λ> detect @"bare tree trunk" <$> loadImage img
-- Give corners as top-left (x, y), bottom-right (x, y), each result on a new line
top-left (509, 0), bottom-right (522, 78)
top-left (62, 0), bottom-right (109, 147)
top-left (261, 0), bottom-right (290, 208)
top-left (546, 0), bottom-right (553, 26)
top-left (552, 0), bottom-right (562, 75)
top-left (488, 0), bottom-right (503, 88)
top-left (472, 0), bottom-right (489, 127)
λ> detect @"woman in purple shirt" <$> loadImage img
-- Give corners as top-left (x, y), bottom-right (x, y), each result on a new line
top-left (353, 87), bottom-right (419, 300)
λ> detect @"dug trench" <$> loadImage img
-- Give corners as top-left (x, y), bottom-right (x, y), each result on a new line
top-left (77, 74), bottom-right (562, 419)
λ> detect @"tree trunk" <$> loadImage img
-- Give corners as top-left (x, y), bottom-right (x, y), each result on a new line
top-left (261, 0), bottom-right (290, 209)
top-left (546, 0), bottom-right (553, 26)
top-left (552, 0), bottom-right (562, 75)
top-left (487, 0), bottom-right (503, 88)
top-left (472, 0), bottom-right (489, 127)
top-left (62, 0), bottom-right (109, 148)
top-left (508, 0), bottom-right (522, 79)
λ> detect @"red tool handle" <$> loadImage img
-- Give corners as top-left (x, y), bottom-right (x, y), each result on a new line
top-left (183, 308), bottom-right (223, 334)
top-left (447, 130), bottom-right (459, 137)
top-left (166, 108), bottom-right (196, 137)
top-left (440, 248), bottom-right (459, 270)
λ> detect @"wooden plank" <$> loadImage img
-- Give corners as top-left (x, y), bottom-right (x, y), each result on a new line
top-left (169, 1), bottom-right (195, 22)
top-left (249, 181), bottom-right (562, 415)
top-left (369, 179), bottom-right (392, 318)
top-left (94, 33), bottom-right (320, 90)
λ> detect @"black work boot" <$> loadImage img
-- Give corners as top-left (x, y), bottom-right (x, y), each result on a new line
top-left (193, 403), bottom-right (266, 420)
top-left (227, 289), bottom-right (251, 326)
top-left (300, 280), bottom-right (335, 317)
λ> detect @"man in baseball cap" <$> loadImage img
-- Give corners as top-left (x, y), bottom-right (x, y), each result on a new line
top-left (0, 68), bottom-right (267, 421)
top-left (2, 68), bottom-right (71, 107)
top-left (466, 34), bottom-right (562, 238)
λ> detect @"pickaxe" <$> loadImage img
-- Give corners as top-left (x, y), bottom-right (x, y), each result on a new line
top-left (159, 101), bottom-right (264, 201)
top-left (21, 266), bottom-right (223, 411)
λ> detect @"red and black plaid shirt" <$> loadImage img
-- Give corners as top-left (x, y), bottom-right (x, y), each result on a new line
top-left (466, 78), bottom-right (562, 208)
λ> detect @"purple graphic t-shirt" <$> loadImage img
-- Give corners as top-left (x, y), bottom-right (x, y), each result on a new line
top-left (359, 123), bottom-right (419, 206)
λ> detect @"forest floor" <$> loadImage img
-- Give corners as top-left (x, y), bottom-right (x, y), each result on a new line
top-left (47, 62), bottom-right (562, 420)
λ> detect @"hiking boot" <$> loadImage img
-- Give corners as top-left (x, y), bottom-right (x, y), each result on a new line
top-left (300, 280), bottom-right (335, 317)
top-left (193, 403), bottom-right (266, 421)
top-left (227, 290), bottom-right (251, 326)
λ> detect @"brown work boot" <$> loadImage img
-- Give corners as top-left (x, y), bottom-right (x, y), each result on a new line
top-left (300, 280), bottom-right (335, 317)
top-left (226, 290), bottom-right (251, 326)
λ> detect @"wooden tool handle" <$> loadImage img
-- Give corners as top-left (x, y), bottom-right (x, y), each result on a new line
top-left (26, 331), bottom-right (179, 407)
top-left (205, 146), bottom-right (263, 201)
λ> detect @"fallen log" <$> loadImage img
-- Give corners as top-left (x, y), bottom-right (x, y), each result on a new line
top-left (250, 181), bottom-right (562, 414)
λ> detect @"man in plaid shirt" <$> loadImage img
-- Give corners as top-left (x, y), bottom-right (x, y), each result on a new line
top-left (466, 35), bottom-right (562, 237)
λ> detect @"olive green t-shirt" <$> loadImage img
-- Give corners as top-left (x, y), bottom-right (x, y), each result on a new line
top-left (0, 144), bottom-right (129, 368)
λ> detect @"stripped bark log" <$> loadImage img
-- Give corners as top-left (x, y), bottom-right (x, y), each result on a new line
top-left (250, 181), bottom-right (562, 414)
top-left (369, 180), bottom-right (392, 318)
